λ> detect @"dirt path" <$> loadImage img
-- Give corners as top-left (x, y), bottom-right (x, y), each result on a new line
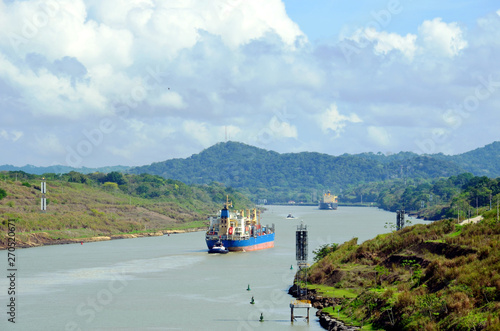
top-left (459, 215), bottom-right (483, 225)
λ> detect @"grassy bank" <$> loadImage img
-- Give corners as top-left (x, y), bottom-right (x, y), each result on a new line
top-left (302, 214), bottom-right (500, 330)
top-left (0, 173), bottom-right (252, 248)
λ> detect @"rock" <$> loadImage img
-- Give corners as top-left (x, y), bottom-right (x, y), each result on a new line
top-left (319, 312), bottom-right (360, 330)
top-left (313, 301), bottom-right (324, 309)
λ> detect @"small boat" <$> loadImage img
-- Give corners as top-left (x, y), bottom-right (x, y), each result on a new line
top-left (208, 240), bottom-right (229, 254)
top-left (286, 213), bottom-right (295, 219)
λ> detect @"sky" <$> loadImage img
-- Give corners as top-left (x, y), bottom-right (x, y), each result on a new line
top-left (0, 0), bottom-right (499, 168)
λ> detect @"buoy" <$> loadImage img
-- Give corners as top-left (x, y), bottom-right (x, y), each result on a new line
top-left (290, 265), bottom-right (293, 270)
top-left (81, 241), bottom-right (83, 245)
top-left (260, 313), bottom-right (264, 322)
top-left (247, 284), bottom-right (251, 291)
top-left (250, 296), bottom-right (255, 304)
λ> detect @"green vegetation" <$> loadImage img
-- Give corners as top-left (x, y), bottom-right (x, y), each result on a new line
top-left (313, 243), bottom-right (339, 262)
top-left (128, 142), bottom-right (464, 203)
top-left (128, 141), bottom-right (500, 205)
top-left (0, 170), bottom-right (253, 247)
top-left (305, 216), bottom-right (500, 330)
top-left (3, 141), bottom-right (500, 208)
top-left (343, 173), bottom-right (500, 220)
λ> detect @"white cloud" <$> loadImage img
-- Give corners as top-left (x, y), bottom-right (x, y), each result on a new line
top-left (0, 2), bottom-right (498, 166)
top-left (351, 28), bottom-right (417, 59)
top-left (341, 18), bottom-right (468, 61)
top-left (367, 126), bottom-right (391, 147)
top-left (182, 120), bottom-right (216, 147)
top-left (0, 129), bottom-right (23, 142)
top-left (267, 116), bottom-right (298, 139)
top-left (319, 104), bottom-right (362, 137)
top-left (0, 54), bottom-right (108, 119)
top-left (32, 133), bottom-right (65, 155)
top-left (150, 91), bottom-right (187, 109)
top-left (85, 0), bottom-right (305, 59)
top-left (418, 18), bottom-right (468, 57)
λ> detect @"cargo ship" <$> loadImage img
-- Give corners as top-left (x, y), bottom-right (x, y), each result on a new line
top-left (319, 191), bottom-right (338, 210)
top-left (205, 200), bottom-right (275, 252)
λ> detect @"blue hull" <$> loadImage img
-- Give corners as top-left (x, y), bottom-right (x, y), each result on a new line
top-left (206, 233), bottom-right (275, 252)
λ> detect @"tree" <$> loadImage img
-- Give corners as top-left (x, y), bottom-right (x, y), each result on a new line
top-left (102, 182), bottom-right (119, 191)
top-left (105, 171), bottom-right (126, 185)
top-left (67, 171), bottom-right (87, 183)
top-left (0, 188), bottom-right (6, 200)
top-left (313, 243), bottom-right (339, 262)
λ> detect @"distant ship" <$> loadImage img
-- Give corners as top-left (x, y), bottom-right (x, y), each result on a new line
top-left (205, 199), bottom-right (275, 252)
top-left (319, 191), bottom-right (338, 210)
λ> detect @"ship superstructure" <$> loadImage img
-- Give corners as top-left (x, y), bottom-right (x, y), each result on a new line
top-left (205, 200), bottom-right (275, 252)
top-left (319, 191), bottom-right (338, 210)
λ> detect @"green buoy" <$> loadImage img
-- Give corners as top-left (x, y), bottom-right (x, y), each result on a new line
top-left (290, 265), bottom-right (293, 270)
top-left (247, 284), bottom-right (250, 291)
top-left (250, 296), bottom-right (255, 304)
top-left (260, 313), bottom-right (264, 322)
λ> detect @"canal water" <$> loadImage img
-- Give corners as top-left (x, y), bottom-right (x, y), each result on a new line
top-left (0, 206), bottom-right (428, 330)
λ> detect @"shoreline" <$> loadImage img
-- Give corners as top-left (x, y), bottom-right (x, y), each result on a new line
top-left (0, 227), bottom-right (206, 250)
top-left (288, 284), bottom-right (360, 331)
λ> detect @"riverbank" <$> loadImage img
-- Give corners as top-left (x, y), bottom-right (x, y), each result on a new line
top-left (288, 284), bottom-right (361, 330)
top-left (294, 215), bottom-right (500, 330)
top-left (0, 227), bottom-right (206, 250)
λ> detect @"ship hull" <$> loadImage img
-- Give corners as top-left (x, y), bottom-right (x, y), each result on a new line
top-left (206, 233), bottom-right (275, 252)
top-left (319, 202), bottom-right (338, 210)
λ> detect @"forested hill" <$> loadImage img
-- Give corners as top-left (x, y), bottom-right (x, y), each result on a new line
top-left (128, 141), bottom-right (500, 201)
top-left (0, 164), bottom-right (130, 175)
top-left (435, 141), bottom-right (500, 178)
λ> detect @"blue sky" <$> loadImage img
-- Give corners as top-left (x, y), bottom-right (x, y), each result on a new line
top-left (284, 0), bottom-right (500, 40)
top-left (0, 0), bottom-right (499, 167)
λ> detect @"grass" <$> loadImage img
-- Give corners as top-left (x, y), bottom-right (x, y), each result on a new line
top-left (307, 284), bottom-right (358, 298)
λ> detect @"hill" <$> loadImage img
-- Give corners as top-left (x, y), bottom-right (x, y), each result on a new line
top-left (0, 164), bottom-right (130, 175)
top-left (295, 214), bottom-right (500, 330)
top-left (447, 141), bottom-right (500, 177)
top-left (341, 173), bottom-right (500, 220)
top-left (129, 141), bottom-right (500, 203)
top-left (0, 171), bottom-right (252, 248)
top-left (4, 141), bottom-right (500, 204)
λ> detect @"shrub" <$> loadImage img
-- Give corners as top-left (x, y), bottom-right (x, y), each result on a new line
top-left (313, 243), bottom-right (339, 262)
top-left (102, 182), bottom-right (119, 191)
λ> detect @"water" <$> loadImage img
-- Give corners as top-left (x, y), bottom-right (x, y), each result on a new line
top-left (0, 206), bottom-right (428, 330)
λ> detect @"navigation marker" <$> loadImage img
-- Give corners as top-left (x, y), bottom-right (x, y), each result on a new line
top-left (41, 177), bottom-right (47, 212)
